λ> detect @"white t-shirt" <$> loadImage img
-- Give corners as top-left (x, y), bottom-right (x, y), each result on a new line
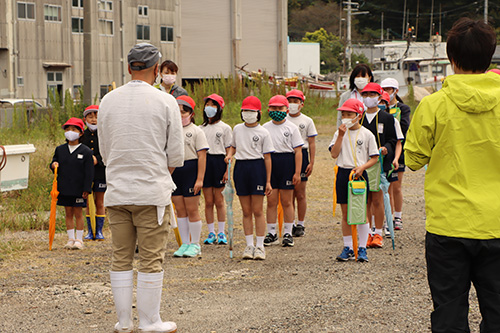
top-left (329, 126), bottom-right (379, 169)
top-left (68, 143), bottom-right (81, 154)
top-left (262, 119), bottom-right (304, 153)
top-left (231, 123), bottom-right (275, 160)
top-left (394, 118), bottom-right (404, 140)
top-left (365, 110), bottom-right (378, 123)
top-left (286, 113), bottom-right (318, 149)
top-left (183, 123), bottom-right (209, 160)
top-left (200, 121), bottom-right (233, 155)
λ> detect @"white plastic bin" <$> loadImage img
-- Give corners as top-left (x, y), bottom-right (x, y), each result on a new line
top-left (0, 144), bottom-right (36, 192)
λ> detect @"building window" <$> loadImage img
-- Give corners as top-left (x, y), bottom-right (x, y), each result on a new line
top-left (72, 17), bottom-right (84, 33)
top-left (138, 5), bottom-right (148, 17)
top-left (47, 71), bottom-right (63, 104)
top-left (72, 0), bottom-right (83, 8)
top-left (100, 85), bottom-right (112, 99)
top-left (73, 85), bottom-right (82, 100)
top-left (17, 2), bottom-right (35, 20)
top-left (44, 4), bottom-right (62, 22)
top-left (161, 26), bottom-right (174, 43)
top-left (99, 19), bottom-right (114, 36)
top-left (17, 77), bottom-right (24, 87)
top-left (98, 0), bottom-right (113, 12)
top-left (136, 24), bottom-right (150, 41)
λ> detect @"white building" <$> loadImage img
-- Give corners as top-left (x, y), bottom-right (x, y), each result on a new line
top-left (287, 41), bottom-right (320, 77)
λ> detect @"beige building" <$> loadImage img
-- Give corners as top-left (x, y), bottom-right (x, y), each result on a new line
top-left (0, 0), bottom-right (287, 106)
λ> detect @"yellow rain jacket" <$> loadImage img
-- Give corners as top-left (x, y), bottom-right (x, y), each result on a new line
top-left (405, 72), bottom-right (500, 239)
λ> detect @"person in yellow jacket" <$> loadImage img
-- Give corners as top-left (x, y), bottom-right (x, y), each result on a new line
top-left (405, 18), bottom-right (500, 332)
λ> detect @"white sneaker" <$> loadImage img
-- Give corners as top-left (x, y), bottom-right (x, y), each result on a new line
top-left (64, 239), bottom-right (75, 249)
top-left (242, 245), bottom-right (255, 259)
top-left (253, 246), bottom-right (266, 260)
top-left (72, 239), bottom-right (84, 250)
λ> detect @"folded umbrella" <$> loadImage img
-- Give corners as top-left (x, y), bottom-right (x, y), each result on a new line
top-left (49, 166), bottom-right (59, 250)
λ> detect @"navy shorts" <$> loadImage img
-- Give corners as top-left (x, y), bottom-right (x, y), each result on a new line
top-left (397, 164), bottom-right (406, 173)
top-left (335, 167), bottom-right (369, 204)
top-left (234, 159), bottom-right (266, 196)
top-left (57, 194), bottom-right (87, 207)
top-left (92, 179), bottom-right (107, 192)
top-left (172, 159), bottom-right (200, 197)
top-left (386, 170), bottom-right (399, 182)
top-left (300, 148), bottom-right (310, 182)
top-left (270, 153), bottom-right (295, 190)
top-left (203, 154), bottom-right (226, 188)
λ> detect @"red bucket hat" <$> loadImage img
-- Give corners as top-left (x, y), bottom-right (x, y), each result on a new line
top-left (268, 95), bottom-right (289, 108)
top-left (381, 91), bottom-right (391, 104)
top-left (204, 93), bottom-right (225, 109)
top-left (361, 82), bottom-right (383, 95)
top-left (286, 89), bottom-right (305, 102)
top-left (62, 117), bottom-right (85, 133)
top-left (83, 105), bottom-right (99, 117)
top-left (241, 96), bottom-right (261, 111)
top-left (177, 95), bottom-right (196, 110)
top-left (337, 99), bottom-right (365, 115)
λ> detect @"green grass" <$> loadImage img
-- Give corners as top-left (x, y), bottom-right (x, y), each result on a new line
top-left (0, 75), bottom-right (341, 232)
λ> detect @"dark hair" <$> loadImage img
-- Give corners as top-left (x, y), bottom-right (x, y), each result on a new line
top-left (240, 110), bottom-right (261, 122)
top-left (179, 104), bottom-right (195, 124)
top-left (202, 99), bottom-right (223, 126)
top-left (447, 18), bottom-right (496, 73)
top-left (160, 60), bottom-right (178, 74)
top-left (349, 64), bottom-right (374, 91)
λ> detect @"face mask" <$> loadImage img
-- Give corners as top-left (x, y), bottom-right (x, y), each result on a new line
top-left (204, 106), bottom-right (218, 118)
top-left (181, 115), bottom-right (192, 127)
top-left (378, 104), bottom-right (387, 111)
top-left (242, 111), bottom-right (258, 124)
top-left (363, 96), bottom-right (379, 109)
top-left (389, 92), bottom-right (396, 101)
top-left (288, 103), bottom-right (300, 115)
top-left (354, 77), bottom-right (369, 90)
top-left (341, 116), bottom-right (359, 129)
top-left (86, 122), bottom-right (98, 132)
top-left (162, 74), bottom-right (176, 85)
top-left (65, 130), bottom-right (80, 142)
top-left (269, 110), bottom-right (287, 122)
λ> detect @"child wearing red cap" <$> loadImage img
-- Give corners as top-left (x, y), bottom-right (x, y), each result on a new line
top-left (226, 96), bottom-right (274, 260)
top-left (360, 83), bottom-right (398, 248)
top-left (50, 117), bottom-right (94, 250)
top-left (329, 99), bottom-right (379, 262)
top-left (262, 95), bottom-right (304, 247)
top-left (285, 89), bottom-right (318, 237)
top-left (81, 105), bottom-right (107, 241)
top-left (171, 96), bottom-right (209, 258)
top-left (200, 94), bottom-right (232, 246)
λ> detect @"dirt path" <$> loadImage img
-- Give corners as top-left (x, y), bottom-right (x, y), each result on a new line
top-left (0, 133), bottom-right (483, 332)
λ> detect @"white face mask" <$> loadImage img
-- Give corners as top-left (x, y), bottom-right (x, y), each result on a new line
top-left (288, 103), bottom-right (300, 115)
top-left (162, 74), bottom-right (176, 85)
top-left (354, 77), bottom-right (369, 90)
top-left (363, 96), bottom-right (380, 109)
top-left (242, 111), bottom-right (258, 124)
top-left (65, 131), bottom-right (80, 142)
top-left (341, 116), bottom-right (359, 129)
top-left (86, 122), bottom-right (98, 132)
top-left (389, 92), bottom-right (396, 101)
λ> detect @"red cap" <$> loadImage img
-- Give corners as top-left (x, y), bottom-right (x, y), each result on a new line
top-left (204, 93), bottom-right (225, 109)
top-left (268, 95), bottom-right (289, 108)
top-left (62, 117), bottom-right (85, 132)
top-left (381, 91), bottom-right (391, 104)
top-left (286, 89), bottom-right (305, 102)
top-left (361, 82), bottom-right (383, 95)
top-left (177, 95), bottom-right (196, 110)
top-left (241, 96), bottom-right (261, 111)
top-left (488, 68), bottom-right (500, 75)
top-left (83, 105), bottom-right (99, 117)
top-left (337, 99), bottom-right (365, 115)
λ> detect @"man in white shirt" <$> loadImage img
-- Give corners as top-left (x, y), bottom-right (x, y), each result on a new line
top-left (98, 43), bottom-right (183, 333)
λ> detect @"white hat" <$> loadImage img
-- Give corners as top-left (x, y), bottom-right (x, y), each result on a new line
top-left (381, 78), bottom-right (399, 89)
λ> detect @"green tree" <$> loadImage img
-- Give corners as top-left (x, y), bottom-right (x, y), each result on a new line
top-left (302, 28), bottom-right (344, 74)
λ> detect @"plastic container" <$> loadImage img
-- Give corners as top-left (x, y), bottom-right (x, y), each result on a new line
top-left (0, 144), bottom-right (36, 192)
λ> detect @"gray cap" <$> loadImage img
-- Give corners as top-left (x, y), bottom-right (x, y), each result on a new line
top-left (127, 43), bottom-right (160, 71)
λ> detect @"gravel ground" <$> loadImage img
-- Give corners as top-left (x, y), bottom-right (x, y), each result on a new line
top-left (0, 132), bottom-right (483, 332)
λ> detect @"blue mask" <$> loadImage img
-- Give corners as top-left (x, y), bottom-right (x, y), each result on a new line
top-left (204, 106), bottom-right (218, 118)
top-left (378, 104), bottom-right (387, 111)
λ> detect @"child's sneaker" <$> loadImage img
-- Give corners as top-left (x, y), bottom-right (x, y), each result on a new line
top-left (217, 232), bottom-right (227, 245)
top-left (370, 234), bottom-right (384, 248)
top-left (64, 239), bottom-right (75, 249)
top-left (242, 245), bottom-right (255, 259)
top-left (384, 224), bottom-right (391, 238)
top-left (72, 239), bottom-right (84, 250)
top-left (282, 233), bottom-right (294, 247)
top-left (203, 232), bottom-right (217, 244)
top-left (292, 224), bottom-right (305, 237)
top-left (253, 246), bottom-right (266, 260)
top-left (357, 247), bottom-right (369, 262)
top-left (394, 217), bottom-right (403, 230)
top-left (183, 243), bottom-right (201, 257)
top-left (366, 234), bottom-right (373, 248)
top-left (173, 243), bottom-right (189, 257)
top-left (264, 233), bottom-right (279, 246)
top-left (336, 247), bottom-right (354, 261)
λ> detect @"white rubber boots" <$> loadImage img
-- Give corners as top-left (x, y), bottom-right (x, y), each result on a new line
top-left (110, 270), bottom-right (177, 333)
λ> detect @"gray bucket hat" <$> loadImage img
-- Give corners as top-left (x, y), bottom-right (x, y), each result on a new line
top-left (127, 43), bottom-right (161, 70)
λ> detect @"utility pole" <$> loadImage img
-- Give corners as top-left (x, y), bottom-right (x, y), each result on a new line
top-left (83, 0), bottom-right (95, 105)
top-left (429, 0), bottom-right (434, 40)
top-left (402, 0), bottom-right (407, 38)
top-left (344, 1), bottom-right (368, 71)
top-left (484, 0), bottom-right (489, 24)
top-left (381, 12), bottom-right (384, 42)
top-left (415, 0), bottom-right (420, 40)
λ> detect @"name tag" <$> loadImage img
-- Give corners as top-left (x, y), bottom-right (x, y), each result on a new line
top-left (378, 124), bottom-right (384, 134)
top-left (77, 154), bottom-right (84, 159)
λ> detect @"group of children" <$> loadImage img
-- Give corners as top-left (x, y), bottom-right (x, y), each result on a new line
top-left (50, 78), bottom-right (409, 263)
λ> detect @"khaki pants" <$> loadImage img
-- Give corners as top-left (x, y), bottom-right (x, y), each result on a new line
top-left (108, 205), bottom-right (170, 273)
